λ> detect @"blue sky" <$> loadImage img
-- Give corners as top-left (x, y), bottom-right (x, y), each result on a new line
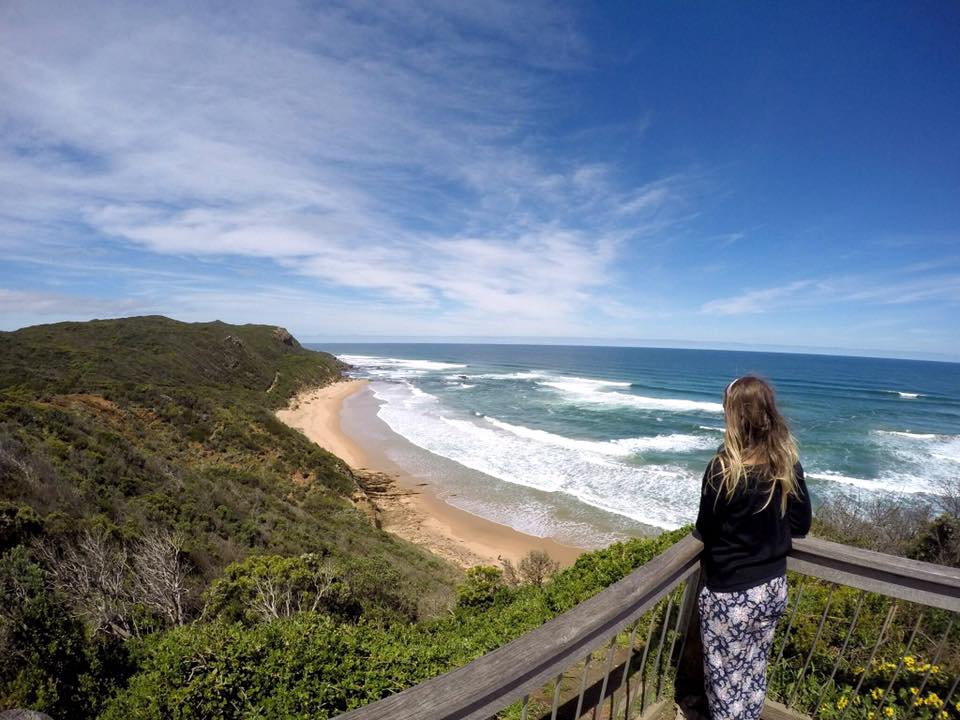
top-left (1, 1), bottom-right (959, 359)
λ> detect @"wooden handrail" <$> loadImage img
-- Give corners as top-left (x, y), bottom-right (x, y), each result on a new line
top-left (334, 533), bottom-right (960, 719)
top-left (789, 536), bottom-right (960, 612)
top-left (336, 534), bottom-right (703, 720)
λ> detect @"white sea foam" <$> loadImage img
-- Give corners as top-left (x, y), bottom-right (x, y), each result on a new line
top-left (465, 371), bottom-right (549, 380)
top-left (614, 434), bottom-right (717, 454)
top-left (883, 389), bottom-right (924, 399)
top-left (875, 430), bottom-right (939, 440)
top-left (873, 429), bottom-right (960, 465)
top-left (699, 425), bottom-right (725, 433)
top-left (806, 471), bottom-right (932, 495)
top-left (442, 379), bottom-right (476, 389)
top-left (338, 354), bottom-right (467, 380)
top-left (539, 380), bottom-right (723, 413)
top-left (809, 430), bottom-right (960, 496)
top-left (483, 416), bottom-right (715, 457)
top-left (368, 381), bottom-right (700, 529)
top-left (542, 376), bottom-right (632, 389)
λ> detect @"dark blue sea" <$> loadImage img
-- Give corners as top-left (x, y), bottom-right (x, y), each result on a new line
top-left (311, 344), bottom-right (960, 544)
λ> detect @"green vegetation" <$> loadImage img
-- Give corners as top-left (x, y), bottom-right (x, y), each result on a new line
top-left (0, 316), bottom-right (457, 718)
top-left (3, 316), bottom-right (958, 719)
top-left (766, 494), bottom-right (960, 720)
top-left (767, 575), bottom-right (960, 720)
top-left (0, 316), bottom-right (693, 720)
top-left (101, 528), bottom-right (691, 720)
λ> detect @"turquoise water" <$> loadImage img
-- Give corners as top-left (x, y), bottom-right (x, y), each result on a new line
top-left (314, 344), bottom-right (960, 541)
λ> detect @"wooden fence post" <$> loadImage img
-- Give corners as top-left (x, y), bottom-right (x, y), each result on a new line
top-left (674, 568), bottom-right (708, 719)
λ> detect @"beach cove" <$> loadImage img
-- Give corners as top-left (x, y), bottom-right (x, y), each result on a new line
top-left (278, 343), bottom-right (960, 571)
top-left (277, 379), bottom-right (585, 568)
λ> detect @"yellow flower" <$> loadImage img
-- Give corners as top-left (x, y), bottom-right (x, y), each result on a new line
top-left (910, 687), bottom-right (919, 694)
top-left (868, 713), bottom-right (875, 720)
top-left (883, 707), bottom-right (895, 718)
top-left (837, 697), bottom-right (849, 710)
top-left (872, 687), bottom-right (884, 700)
top-left (938, 712), bottom-right (948, 720)
top-left (926, 692), bottom-right (943, 708)
top-left (931, 665), bottom-right (941, 674)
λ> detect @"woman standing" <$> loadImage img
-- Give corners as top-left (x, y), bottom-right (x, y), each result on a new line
top-left (695, 375), bottom-right (812, 720)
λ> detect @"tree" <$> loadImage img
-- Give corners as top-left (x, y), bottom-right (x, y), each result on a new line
top-left (204, 553), bottom-right (342, 624)
top-left (36, 529), bottom-right (133, 638)
top-left (37, 528), bottom-right (193, 636)
top-left (455, 566), bottom-right (505, 609)
top-left (131, 530), bottom-right (191, 627)
top-left (500, 550), bottom-right (559, 587)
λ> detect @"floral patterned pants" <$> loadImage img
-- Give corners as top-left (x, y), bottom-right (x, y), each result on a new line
top-left (698, 575), bottom-right (788, 720)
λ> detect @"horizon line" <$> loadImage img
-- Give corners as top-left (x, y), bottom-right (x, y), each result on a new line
top-left (302, 336), bottom-right (960, 365)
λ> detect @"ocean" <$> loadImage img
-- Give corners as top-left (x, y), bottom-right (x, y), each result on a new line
top-left (312, 344), bottom-right (960, 547)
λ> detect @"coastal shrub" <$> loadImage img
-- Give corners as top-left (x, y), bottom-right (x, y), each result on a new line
top-left (0, 546), bottom-right (130, 719)
top-left (910, 514), bottom-right (960, 567)
top-left (544, 526), bottom-right (690, 614)
top-left (105, 529), bottom-right (693, 719)
top-left (814, 494), bottom-right (960, 569)
top-left (205, 553), bottom-right (369, 624)
top-left (0, 317), bottom-right (463, 719)
top-left (456, 565), bottom-right (507, 609)
top-left (767, 574), bottom-right (960, 719)
top-left (500, 549), bottom-right (560, 587)
top-left (0, 501), bottom-right (43, 550)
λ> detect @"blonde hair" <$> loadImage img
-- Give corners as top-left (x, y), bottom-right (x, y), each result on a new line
top-left (714, 375), bottom-right (800, 514)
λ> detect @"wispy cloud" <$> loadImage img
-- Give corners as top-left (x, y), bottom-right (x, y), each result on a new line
top-left (701, 273), bottom-right (960, 316)
top-left (700, 281), bottom-right (813, 315)
top-left (0, 0), bottom-right (692, 333)
top-left (0, 289), bottom-right (145, 317)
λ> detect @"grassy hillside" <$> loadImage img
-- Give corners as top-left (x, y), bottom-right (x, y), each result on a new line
top-left (0, 316), bottom-right (458, 717)
top-left (1, 316), bottom-right (340, 401)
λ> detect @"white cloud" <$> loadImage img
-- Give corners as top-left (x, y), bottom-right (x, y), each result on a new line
top-left (700, 281), bottom-right (812, 315)
top-left (0, 289), bottom-right (146, 317)
top-left (700, 272), bottom-right (960, 316)
top-left (0, 0), bottom-right (689, 333)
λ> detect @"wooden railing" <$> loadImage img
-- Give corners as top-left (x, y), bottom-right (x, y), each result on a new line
top-left (335, 535), bottom-right (960, 720)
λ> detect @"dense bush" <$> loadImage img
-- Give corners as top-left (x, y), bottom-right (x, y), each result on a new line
top-left (204, 552), bottom-right (420, 625)
top-left (0, 547), bottom-right (130, 718)
top-left (101, 528), bottom-right (692, 719)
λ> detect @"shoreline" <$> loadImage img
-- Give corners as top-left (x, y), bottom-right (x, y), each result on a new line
top-left (277, 379), bottom-right (585, 569)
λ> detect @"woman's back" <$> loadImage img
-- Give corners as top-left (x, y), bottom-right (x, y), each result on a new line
top-left (696, 457), bottom-right (811, 592)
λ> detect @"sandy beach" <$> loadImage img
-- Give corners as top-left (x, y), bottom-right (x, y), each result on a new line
top-left (277, 379), bottom-right (584, 569)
